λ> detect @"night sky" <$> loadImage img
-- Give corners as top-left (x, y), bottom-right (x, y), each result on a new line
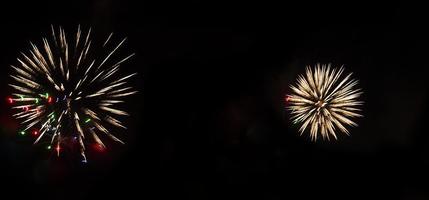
top-left (0, 1), bottom-right (425, 199)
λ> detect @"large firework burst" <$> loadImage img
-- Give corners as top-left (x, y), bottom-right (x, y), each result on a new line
top-left (286, 64), bottom-right (363, 141)
top-left (8, 25), bottom-right (137, 162)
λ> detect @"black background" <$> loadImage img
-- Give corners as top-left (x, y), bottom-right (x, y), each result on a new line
top-left (0, 1), bottom-right (425, 199)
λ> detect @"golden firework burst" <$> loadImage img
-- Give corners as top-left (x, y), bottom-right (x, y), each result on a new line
top-left (286, 64), bottom-right (363, 141)
top-left (8, 25), bottom-right (138, 162)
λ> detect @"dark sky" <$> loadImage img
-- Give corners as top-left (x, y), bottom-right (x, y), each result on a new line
top-left (0, 1), bottom-right (425, 199)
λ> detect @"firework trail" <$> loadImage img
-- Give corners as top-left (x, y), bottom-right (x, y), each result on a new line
top-left (286, 64), bottom-right (363, 141)
top-left (8, 25), bottom-right (137, 162)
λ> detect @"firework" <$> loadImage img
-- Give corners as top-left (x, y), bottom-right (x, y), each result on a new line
top-left (286, 64), bottom-right (363, 141)
top-left (8, 25), bottom-right (137, 162)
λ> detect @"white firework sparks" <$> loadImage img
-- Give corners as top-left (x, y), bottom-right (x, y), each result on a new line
top-left (286, 64), bottom-right (363, 141)
top-left (8, 25), bottom-right (137, 162)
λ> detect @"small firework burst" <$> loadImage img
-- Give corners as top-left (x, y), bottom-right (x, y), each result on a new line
top-left (8, 25), bottom-right (138, 162)
top-left (286, 64), bottom-right (363, 141)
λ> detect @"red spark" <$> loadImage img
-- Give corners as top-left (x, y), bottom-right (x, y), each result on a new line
top-left (93, 143), bottom-right (105, 152)
top-left (56, 144), bottom-right (61, 156)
